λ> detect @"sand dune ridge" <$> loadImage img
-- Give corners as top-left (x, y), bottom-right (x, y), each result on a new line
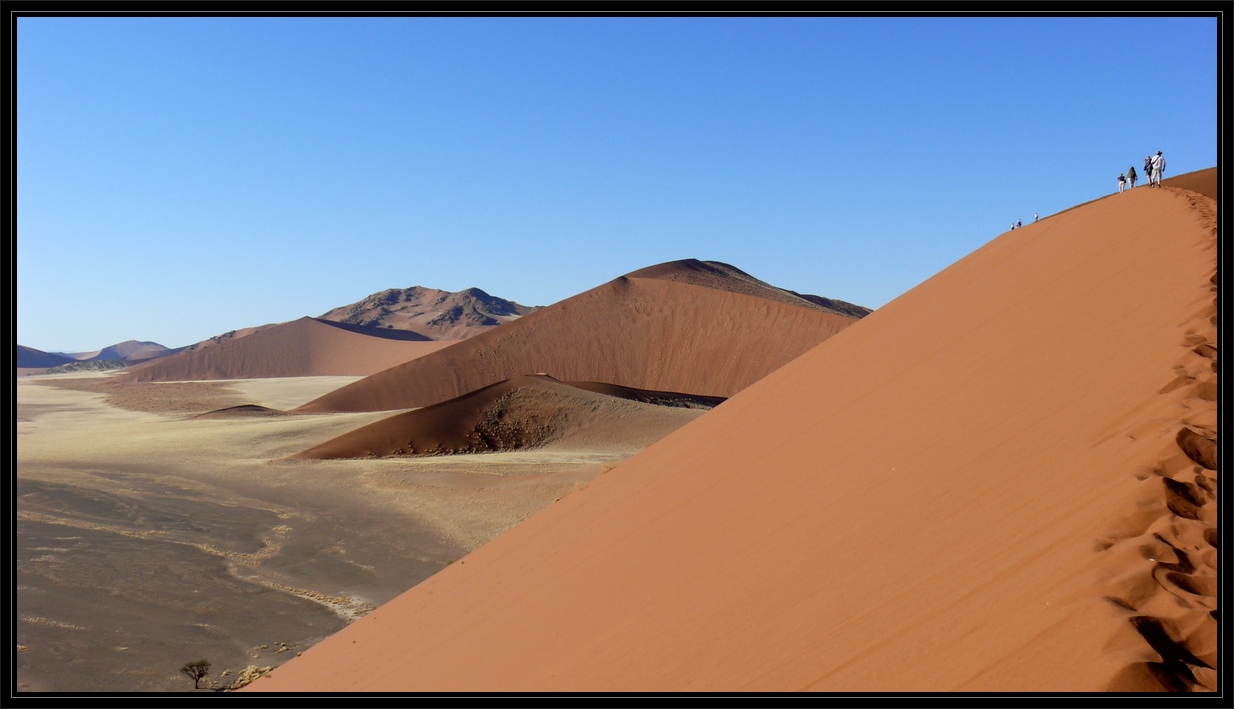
top-left (295, 263), bottom-right (865, 413)
top-left (244, 169), bottom-right (1218, 692)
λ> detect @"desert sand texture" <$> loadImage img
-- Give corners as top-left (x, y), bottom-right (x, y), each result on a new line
top-left (1161, 167), bottom-right (1218, 200)
top-left (246, 169), bottom-right (1217, 692)
top-left (15, 373), bottom-right (646, 692)
top-left (121, 317), bottom-right (451, 383)
top-left (296, 260), bottom-right (863, 414)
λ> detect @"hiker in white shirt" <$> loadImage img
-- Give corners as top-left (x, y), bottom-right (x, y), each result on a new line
top-left (1150, 151), bottom-right (1166, 187)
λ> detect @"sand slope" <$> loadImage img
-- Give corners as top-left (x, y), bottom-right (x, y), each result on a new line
top-left (292, 374), bottom-right (712, 460)
top-left (246, 170), bottom-right (1217, 692)
top-left (121, 317), bottom-right (451, 382)
top-left (1161, 166), bottom-right (1217, 200)
top-left (295, 260), bottom-right (864, 413)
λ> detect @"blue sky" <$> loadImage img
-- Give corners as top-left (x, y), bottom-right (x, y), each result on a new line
top-left (17, 15), bottom-right (1218, 352)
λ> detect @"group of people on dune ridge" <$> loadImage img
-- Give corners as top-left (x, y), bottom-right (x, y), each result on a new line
top-left (1119, 150), bottom-right (1166, 192)
top-left (1010, 213), bottom-right (1038, 230)
top-left (1014, 150), bottom-right (1165, 232)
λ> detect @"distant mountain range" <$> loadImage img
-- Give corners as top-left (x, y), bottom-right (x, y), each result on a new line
top-left (17, 286), bottom-right (543, 374)
top-left (17, 342), bottom-right (173, 372)
top-left (21, 270), bottom-right (868, 384)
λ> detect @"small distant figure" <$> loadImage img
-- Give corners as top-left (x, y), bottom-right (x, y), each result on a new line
top-left (1017, 219), bottom-right (1022, 228)
top-left (1034, 213), bottom-right (1039, 222)
top-left (1127, 165), bottom-right (1137, 188)
top-left (1118, 173), bottom-right (1126, 193)
top-left (1150, 151), bottom-right (1166, 187)
top-left (1011, 222), bottom-right (1017, 230)
top-left (1144, 155), bottom-right (1154, 184)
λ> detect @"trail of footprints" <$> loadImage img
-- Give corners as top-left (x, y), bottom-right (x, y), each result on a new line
top-left (1103, 243), bottom-right (1217, 692)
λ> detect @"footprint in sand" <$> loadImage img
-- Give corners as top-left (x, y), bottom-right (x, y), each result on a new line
top-left (1105, 305), bottom-right (1216, 692)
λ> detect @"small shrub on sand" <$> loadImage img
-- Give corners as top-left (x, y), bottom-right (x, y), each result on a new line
top-left (180, 659), bottom-right (210, 689)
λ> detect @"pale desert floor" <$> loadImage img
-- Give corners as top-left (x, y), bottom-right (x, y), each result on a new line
top-left (15, 373), bottom-right (629, 692)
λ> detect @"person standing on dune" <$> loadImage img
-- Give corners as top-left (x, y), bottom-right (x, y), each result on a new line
top-left (1127, 165), bottom-right (1137, 188)
top-left (1118, 173), bottom-right (1126, 193)
top-left (1151, 151), bottom-right (1166, 187)
top-left (1144, 155), bottom-right (1154, 185)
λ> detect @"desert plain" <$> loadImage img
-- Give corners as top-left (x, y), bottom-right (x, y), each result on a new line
top-left (15, 373), bottom-right (664, 691)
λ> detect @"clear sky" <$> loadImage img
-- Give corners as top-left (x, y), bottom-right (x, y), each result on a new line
top-left (16, 14), bottom-right (1219, 353)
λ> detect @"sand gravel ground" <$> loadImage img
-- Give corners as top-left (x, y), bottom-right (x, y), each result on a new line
top-left (15, 374), bottom-right (623, 692)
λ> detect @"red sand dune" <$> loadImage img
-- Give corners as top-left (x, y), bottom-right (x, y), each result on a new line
top-left (246, 169), bottom-right (1216, 692)
top-left (294, 260), bottom-right (865, 413)
top-left (1161, 166), bottom-right (1217, 199)
top-left (120, 318), bottom-right (452, 382)
top-left (624, 259), bottom-right (871, 318)
top-left (178, 323), bottom-right (274, 353)
top-left (293, 374), bottom-right (711, 460)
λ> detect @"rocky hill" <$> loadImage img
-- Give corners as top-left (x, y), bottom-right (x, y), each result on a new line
top-left (318, 286), bottom-right (542, 340)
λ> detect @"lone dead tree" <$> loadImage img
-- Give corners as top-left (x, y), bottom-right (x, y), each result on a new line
top-left (180, 659), bottom-right (211, 689)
